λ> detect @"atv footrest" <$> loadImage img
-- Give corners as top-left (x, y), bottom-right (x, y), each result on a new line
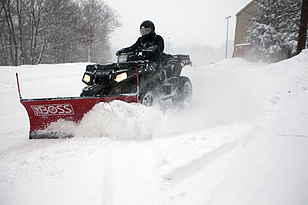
top-left (162, 84), bottom-right (172, 95)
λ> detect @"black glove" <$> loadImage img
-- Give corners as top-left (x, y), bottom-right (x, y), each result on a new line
top-left (116, 48), bottom-right (125, 56)
top-left (135, 46), bottom-right (142, 53)
top-left (146, 46), bottom-right (157, 52)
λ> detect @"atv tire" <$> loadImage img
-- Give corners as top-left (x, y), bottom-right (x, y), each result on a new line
top-left (140, 90), bottom-right (156, 107)
top-left (172, 76), bottom-right (192, 107)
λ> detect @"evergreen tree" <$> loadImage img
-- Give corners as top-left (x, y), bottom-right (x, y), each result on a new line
top-left (247, 0), bottom-right (302, 60)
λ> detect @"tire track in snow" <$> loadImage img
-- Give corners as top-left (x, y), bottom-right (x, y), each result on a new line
top-left (103, 140), bottom-right (161, 205)
top-left (155, 122), bottom-right (258, 183)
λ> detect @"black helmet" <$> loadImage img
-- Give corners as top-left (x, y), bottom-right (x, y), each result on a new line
top-left (140, 20), bottom-right (155, 36)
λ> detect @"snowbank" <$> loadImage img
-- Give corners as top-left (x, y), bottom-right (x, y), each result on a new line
top-left (0, 51), bottom-right (308, 204)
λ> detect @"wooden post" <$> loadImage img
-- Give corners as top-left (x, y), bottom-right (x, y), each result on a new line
top-left (297, 0), bottom-right (308, 54)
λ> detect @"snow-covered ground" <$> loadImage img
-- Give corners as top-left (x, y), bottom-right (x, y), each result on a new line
top-left (1, 51), bottom-right (308, 205)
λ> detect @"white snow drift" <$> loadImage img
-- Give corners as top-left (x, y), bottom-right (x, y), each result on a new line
top-left (1, 51), bottom-right (308, 205)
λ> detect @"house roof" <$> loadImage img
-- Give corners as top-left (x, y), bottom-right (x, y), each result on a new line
top-left (236, 1), bottom-right (255, 16)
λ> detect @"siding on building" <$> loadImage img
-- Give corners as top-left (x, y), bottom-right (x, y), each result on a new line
top-left (234, 1), bottom-right (257, 46)
top-left (232, 1), bottom-right (260, 61)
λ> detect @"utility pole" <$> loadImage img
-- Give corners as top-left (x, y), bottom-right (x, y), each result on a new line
top-left (297, 0), bottom-right (308, 54)
top-left (225, 16), bottom-right (231, 58)
top-left (167, 37), bottom-right (170, 53)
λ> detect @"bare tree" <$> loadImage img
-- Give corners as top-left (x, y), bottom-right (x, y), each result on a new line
top-left (0, 0), bottom-right (121, 66)
top-left (1, 0), bottom-right (19, 66)
top-left (78, 0), bottom-right (121, 63)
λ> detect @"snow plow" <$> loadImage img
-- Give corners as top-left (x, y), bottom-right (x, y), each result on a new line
top-left (17, 51), bottom-right (192, 139)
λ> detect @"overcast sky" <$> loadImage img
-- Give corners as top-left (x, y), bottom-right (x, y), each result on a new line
top-left (103, 0), bottom-right (252, 50)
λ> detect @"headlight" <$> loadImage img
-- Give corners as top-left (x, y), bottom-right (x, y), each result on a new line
top-left (114, 72), bottom-right (127, 83)
top-left (83, 74), bottom-right (91, 83)
top-left (82, 72), bottom-right (94, 85)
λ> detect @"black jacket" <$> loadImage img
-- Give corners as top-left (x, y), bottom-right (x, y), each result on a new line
top-left (123, 32), bottom-right (164, 63)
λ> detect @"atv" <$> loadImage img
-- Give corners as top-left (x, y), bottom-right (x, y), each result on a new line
top-left (16, 50), bottom-right (192, 139)
top-left (81, 50), bottom-right (193, 107)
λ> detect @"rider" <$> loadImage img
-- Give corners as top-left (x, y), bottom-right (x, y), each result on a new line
top-left (116, 20), bottom-right (164, 69)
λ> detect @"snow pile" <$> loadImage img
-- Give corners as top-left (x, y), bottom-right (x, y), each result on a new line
top-left (35, 100), bottom-right (163, 140)
top-left (0, 51), bottom-right (308, 205)
top-left (76, 100), bottom-right (163, 140)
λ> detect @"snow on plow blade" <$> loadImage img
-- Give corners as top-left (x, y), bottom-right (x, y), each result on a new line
top-left (16, 73), bottom-right (138, 139)
top-left (21, 96), bottom-right (138, 139)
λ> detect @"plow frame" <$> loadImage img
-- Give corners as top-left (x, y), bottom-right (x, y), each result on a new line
top-left (16, 73), bottom-right (138, 139)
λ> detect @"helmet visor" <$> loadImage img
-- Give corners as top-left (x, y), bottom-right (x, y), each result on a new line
top-left (140, 27), bottom-right (151, 36)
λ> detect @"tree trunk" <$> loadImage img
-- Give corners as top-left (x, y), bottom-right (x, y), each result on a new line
top-left (297, 0), bottom-right (308, 54)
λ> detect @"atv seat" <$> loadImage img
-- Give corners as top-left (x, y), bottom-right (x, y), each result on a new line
top-left (159, 53), bottom-right (191, 79)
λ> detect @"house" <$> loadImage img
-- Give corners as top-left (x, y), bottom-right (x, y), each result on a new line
top-left (234, 1), bottom-right (257, 47)
top-left (232, 1), bottom-right (261, 61)
top-left (232, 1), bottom-right (289, 62)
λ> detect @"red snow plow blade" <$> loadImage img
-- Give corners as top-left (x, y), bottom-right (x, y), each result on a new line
top-left (16, 74), bottom-right (138, 139)
top-left (21, 96), bottom-right (137, 139)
